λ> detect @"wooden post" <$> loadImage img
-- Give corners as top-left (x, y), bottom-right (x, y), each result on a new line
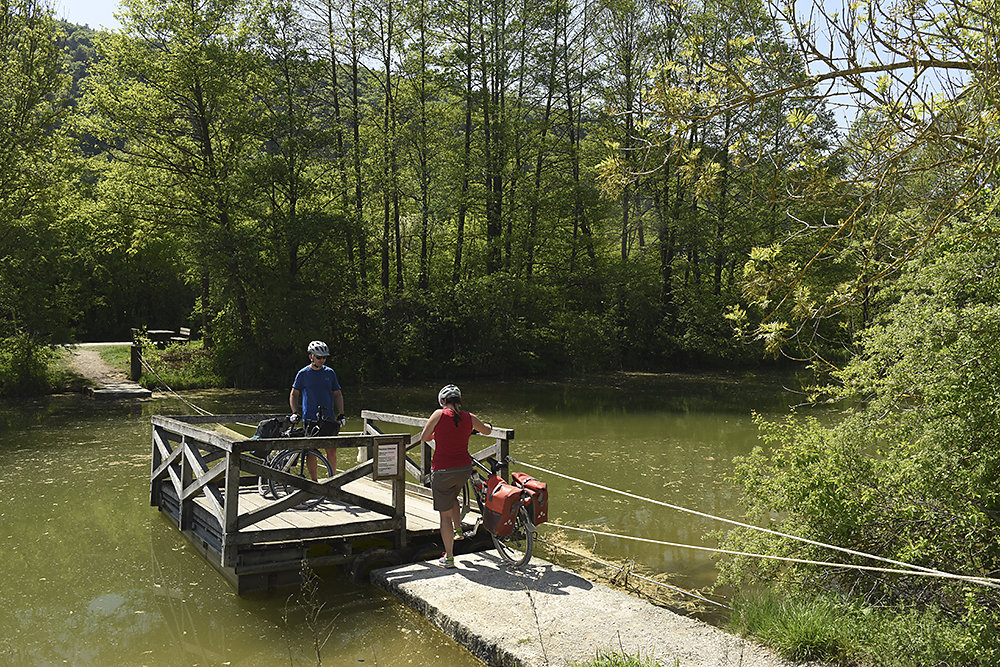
top-left (179, 436), bottom-right (193, 531)
top-left (130, 342), bottom-right (142, 381)
top-left (150, 425), bottom-right (162, 506)
top-left (421, 441), bottom-right (433, 484)
top-left (499, 435), bottom-right (510, 482)
top-left (221, 452), bottom-right (241, 568)
top-left (392, 436), bottom-right (407, 548)
top-left (360, 415), bottom-right (374, 463)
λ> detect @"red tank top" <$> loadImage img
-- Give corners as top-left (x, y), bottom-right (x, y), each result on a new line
top-left (431, 408), bottom-right (473, 470)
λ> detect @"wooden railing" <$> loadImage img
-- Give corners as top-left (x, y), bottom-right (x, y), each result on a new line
top-left (359, 410), bottom-right (514, 495)
top-left (150, 414), bottom-right (409, 568)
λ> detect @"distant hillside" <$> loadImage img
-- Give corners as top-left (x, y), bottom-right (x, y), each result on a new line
top-left (56, 21), bottom-right (102, 154)
top-left (57, 21), bottom-right (99, 100)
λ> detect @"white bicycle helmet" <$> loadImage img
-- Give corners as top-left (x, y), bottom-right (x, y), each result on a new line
top-left (438, 384), bottom-right (462, 407)
top-left (307, 340), bottom-right (330, 357)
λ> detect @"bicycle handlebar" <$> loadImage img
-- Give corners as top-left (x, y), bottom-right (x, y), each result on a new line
top-left (471, 456), bottom-right (509, 476)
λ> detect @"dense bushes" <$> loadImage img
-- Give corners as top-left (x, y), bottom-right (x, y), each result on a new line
top-left (136, 342), bottom-right (225, 391)
top-left (0, 335), bottom-right (54, 398)
top-left (196, 268), bottom-right (758, 388)
top-left (719, 229), bottom-right (1000, 662)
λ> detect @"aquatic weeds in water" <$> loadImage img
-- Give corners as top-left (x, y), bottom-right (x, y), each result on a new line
top-left (283, 559), bottom-right (340, 666)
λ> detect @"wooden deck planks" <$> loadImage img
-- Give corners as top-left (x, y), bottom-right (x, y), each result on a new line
top-left (189, 477), bottom-right (443, 534)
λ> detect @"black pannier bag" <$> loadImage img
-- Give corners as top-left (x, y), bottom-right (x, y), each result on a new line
top-left (254, 418), bottom-right (286, 439)
top-left (252, 417), bottom-right (288, 457)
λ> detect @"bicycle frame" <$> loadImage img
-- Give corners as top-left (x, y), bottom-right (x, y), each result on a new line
top-left (255, 417), bottom-right (335, 507)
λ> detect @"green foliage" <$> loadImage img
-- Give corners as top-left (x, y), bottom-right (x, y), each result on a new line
top-left (729, 592), bottom-right (854, 662)
top-left (0, 334), bottom-right (54, 398)
top-left (137, 341), bottom-right (225, 391)
top-left (337, 276), bottom-right (618, 383)
top-left (720, 216), bottom-right (1000, 661)
top-left (10, 1), bottom-right (821, 386)
top-left (1, 2), bottom-right (82, 345)
top-left (56, 21), bottom-right (98, 105)
top-left (731, 591), bottom-right (992, 666)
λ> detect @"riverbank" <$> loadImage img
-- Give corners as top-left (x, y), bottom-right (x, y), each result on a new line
top-left (40, 339), bottom-right (806, 399)
top-left (64, 343), bottom-right (131, 384)
top-left (2, 341), bottom-right (138, 397)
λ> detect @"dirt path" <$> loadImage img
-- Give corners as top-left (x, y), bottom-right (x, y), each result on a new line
top-left (65, 344), bottom-right (130, 385)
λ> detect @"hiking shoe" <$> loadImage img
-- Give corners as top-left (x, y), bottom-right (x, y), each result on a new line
top-left (437, 554), bottom-right (456, 569)
top-left (454, 528), bottom-right (465, 541)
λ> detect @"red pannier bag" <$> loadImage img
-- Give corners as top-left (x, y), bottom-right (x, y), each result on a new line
top-left (512, 472), bottom-right (548, 526)
top-left (486, 473), bottom-right (504, 495)
top-left (482, 481), bottom-right (522, 537)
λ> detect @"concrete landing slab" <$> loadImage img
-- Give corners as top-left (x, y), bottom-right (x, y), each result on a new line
top-left (372, 552), bottom-right (799, 667)
top-left (87, 383), bottom-right (152, 399)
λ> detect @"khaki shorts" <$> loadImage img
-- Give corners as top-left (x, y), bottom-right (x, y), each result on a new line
top-left (431, 466), bottom-right (473, 511)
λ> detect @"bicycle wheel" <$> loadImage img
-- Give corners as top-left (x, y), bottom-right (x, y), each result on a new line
top-left (492, 505), bottom-right (534, 566)
top-left (267, 449), bottom-right (334, 509)
top-left (257, 450), bottom-right (280, 499)
top-left (459, 478), bottom-right (473, 521)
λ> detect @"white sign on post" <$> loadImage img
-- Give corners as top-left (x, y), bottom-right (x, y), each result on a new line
top-left (374, 440), bottom-right (402, 480)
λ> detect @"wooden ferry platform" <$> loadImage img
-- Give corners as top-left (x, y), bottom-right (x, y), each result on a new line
top-left (150, 410), bottom-right (512, 594)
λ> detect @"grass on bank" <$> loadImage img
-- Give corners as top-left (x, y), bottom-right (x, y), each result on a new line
top-left (99, 340), bottom-right (224, 390)
top-left (571, 651), bottom-right (674, 667)
top-left (729, 591), bottom-right (992, 666)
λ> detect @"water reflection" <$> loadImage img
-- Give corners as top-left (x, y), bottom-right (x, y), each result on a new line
top-left (0, 371), bottom-right (805, 664)
top-left (0, 393), bottom-right (482, 666)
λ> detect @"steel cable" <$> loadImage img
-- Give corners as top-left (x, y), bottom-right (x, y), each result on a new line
top-left (510, 457), bottom-right (1000, 589)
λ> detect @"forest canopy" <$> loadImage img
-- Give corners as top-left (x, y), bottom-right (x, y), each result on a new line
top-left (3, 0), bottom-right (839, 389)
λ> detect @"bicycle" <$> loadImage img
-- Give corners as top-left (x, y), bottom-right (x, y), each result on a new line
top-left (463, 457), bottom-right (536, 566)
top-left (255, 416), bottom-right (336, 509)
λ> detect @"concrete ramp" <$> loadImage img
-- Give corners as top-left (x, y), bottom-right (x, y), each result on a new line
top-left (372, 553), bottom-right (799, 667)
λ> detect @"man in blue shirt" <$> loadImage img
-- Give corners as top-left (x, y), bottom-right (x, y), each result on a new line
top-left (289, 340), bottom-right (345, 474)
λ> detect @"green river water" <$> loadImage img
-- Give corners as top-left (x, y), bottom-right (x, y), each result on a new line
top-left (0, 372), bottom-right (805, 665)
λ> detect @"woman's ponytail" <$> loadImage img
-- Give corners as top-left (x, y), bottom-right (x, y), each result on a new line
top-left (449, 398), bottom-right (463, 426)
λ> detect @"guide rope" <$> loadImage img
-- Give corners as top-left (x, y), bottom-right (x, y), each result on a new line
top-left (509, 457), bottom-right (1000, 589)
top-left (535, 535), bottom-right (730, 610)
top-left (138, 353), bottom-right (276, 432)
top-left (545, 522), bottom-right (1000, 587)
top-left (138, 353), bottom-right (212, 416)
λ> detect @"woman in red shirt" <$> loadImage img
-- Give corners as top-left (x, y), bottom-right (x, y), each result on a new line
top-left (419, 384), bottom-right (492, 568)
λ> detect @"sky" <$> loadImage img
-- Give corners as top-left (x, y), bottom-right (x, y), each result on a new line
top-left (56, 0), bottom-right (123, 31)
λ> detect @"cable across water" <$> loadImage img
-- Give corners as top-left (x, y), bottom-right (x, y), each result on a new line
top-left (131, 364), bottom-right (996, 591)
top-left (138, 354), bottom-right (212, 416)
top-left (510, 457), bottom-right (1000, 589)
top-left (546, 522), bottom-right (999, 586)
top-left (536, 535), bottom-right (730, 610)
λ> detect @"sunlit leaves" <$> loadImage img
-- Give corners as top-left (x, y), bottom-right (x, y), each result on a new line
top-left (0, 1), bottom-right (83, 345)
top-left (722, 223), bottom-right (1000, 659)
top-left (785, 108), bottom-right (816, 129)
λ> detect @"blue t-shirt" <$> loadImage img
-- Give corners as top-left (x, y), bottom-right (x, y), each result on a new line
top-left (292, 365), bottom-right (341, 422)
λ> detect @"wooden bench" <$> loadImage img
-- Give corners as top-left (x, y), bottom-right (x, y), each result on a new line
top-left (170, 327), bottom-right (191, 343)
top-left (131, 327), bottom-right (192, 352)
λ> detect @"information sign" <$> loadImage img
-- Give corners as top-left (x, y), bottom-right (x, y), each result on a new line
top-left (374, 439), bottom-right (403, 480)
